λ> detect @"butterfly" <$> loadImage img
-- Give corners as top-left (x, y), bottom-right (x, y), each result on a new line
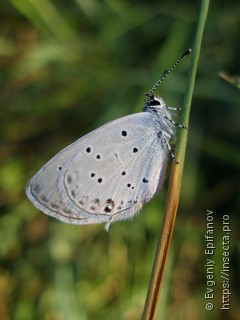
top-left (26, 49), bottom-right (191, 231)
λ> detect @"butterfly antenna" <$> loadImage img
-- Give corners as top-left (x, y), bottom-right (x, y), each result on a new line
top-left (146, 48), bottom-right (192, 98)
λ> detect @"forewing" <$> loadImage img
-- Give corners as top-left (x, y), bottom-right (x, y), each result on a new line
top-left (26, 112), bottom-right (168, 228)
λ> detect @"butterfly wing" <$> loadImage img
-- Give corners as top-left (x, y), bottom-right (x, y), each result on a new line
top-left (26, 112), bottom-right (168, 230)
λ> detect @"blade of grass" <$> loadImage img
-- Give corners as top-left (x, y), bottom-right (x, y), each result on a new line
top-left (10, 0), bottom-right (75, 40)
top-left (142, 0), bottom-right (210, 319)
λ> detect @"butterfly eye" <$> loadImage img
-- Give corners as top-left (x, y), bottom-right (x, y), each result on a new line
top-left (149, 99), bottom-right (161, 106)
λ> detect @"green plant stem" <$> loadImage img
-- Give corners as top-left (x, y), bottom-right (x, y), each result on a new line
top-left (142, 0), bottom-right (210, 319)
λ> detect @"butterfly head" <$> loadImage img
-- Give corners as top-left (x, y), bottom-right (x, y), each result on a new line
top-left (144, 93), bottom-right (166, 112)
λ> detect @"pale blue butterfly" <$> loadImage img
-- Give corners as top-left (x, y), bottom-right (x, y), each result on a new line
top-left (26, 49), bottom-right (191, 230)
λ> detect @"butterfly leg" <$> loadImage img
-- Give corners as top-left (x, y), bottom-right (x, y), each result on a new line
top-left (162, 114), bottom-right (189, 129)
top-left (163, 106), bottom-right (181, 111)
top-left (161, 131), bottom-right (179, 164)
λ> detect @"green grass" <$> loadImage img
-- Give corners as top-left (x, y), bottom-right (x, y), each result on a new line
top-left (143, 1), bottom-right (210, 318)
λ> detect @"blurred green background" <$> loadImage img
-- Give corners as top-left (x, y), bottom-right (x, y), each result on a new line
top-left (0, 1), bottom-right (239, 319)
